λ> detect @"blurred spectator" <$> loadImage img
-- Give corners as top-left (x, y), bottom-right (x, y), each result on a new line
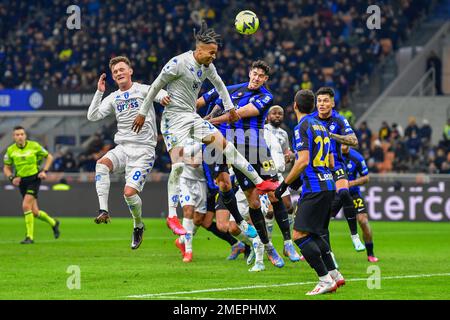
top-left (338, 104), bottom-right (355, 127)
top-left (405, 116), bottom-right (419, 139)
top-left (371, 139), bottom-right (384, 163)
top-left (378, 121), bottom-right (391, 141)
top-left (391, 122), bottom-right (404, 137)
top-left (300, 73), bottom-right (313, 90)
top-left (356, 121), bottom-right (372, 149)
top-left (406, 131), bottom-right (421, 161)
top-left (434, 148), bottom-right (447, 171)
top-left (426, 51), bottom-right (443, 95)
top-left (419, 119), bottom-right (432, 145)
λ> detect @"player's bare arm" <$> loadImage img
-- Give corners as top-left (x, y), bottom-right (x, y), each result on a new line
top-left (210, 103), bottom-right (258, 125)
top-left (349, 174), bottom-right (369, 188)
top-left (329, 132), bottom-right (358, 147)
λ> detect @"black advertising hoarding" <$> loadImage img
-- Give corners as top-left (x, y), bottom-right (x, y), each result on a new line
top-left (41, 90), bottom-right (95, 110)
top-left (0, 89), bottom-right (98, 111)
top-left (1, 179), bottom-right (449, 221)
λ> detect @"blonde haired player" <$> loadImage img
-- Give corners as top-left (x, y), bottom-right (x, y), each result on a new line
top-left (87, 56), bottom-right (170, 250)
top-left (132, 21), bottom-right (278, 238)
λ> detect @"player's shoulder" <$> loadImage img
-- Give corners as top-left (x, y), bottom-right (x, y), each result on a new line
top-left (259, 85), bottom-right (273, 97)
top-left (332, 109), bottom-right (348, 122)
top-left (349, 148), bottom-right (364, 162)
top-left (27, 140), bottom-right (43, 149)
top-left (132, 82), bottom-right (150, 93)
top-left (6, 143), bottom-right (16, 152)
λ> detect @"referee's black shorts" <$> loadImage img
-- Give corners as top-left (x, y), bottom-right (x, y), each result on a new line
top-left (294, 191), bottom-right (335, 236)
top-left (19, 174), bottom-right (41, 199)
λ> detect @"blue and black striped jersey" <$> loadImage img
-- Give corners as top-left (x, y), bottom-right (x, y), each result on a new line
top-left (343, 148), bottom-right (369, 195)
top-left (202, 82), bottom-right (273, 146)
top-left (293, 115), bottom-right (336, 196)
top-left (312, 109), bottom-right (355, 171)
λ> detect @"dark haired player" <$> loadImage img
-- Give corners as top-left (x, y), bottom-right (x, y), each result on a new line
top-left (132, 21), bottom-right (277, 238)
top-left (313, 87), bottom-right (365, 251)
top-left (198, 60), bottom-right (299, 269)
top-left (275, 90), bottom-right (345, 295)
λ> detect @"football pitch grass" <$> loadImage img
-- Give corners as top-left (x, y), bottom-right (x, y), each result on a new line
top-left (0, 217), bottom-right (449, 300)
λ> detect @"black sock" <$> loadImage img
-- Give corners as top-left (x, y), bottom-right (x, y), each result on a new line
top-left (330, 193), bottom-right (343, 218)
top-left (314, 234), bottom-right (336, 271)
top-left (294, 236), bottom-right (328, 277)
top-left (339, 189), bottom-right (358, 235)
top-left (206, 221), bottom-right (238, 246)
top-left (249, 207), bottom-right (269, 244)
top-left (272, 201), bottom-right (291, 241)
top-left (220, 189), bottom-right (243, 224)
top-left (365, 242), bottom-right (374, 256)
top-left (323, 230), bottom-right (331, 250)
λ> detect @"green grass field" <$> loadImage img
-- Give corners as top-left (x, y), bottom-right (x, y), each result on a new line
top-left (0, 217), bottom-right (449, 300)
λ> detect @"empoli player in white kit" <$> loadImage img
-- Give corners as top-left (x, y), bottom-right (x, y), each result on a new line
top-left (132, 22), bottom-right (278, 237)
top-left (87, 56), bottom-right (170, 249)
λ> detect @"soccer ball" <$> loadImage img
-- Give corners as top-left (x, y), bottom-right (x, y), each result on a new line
top-left (235, 10), bottom-right (259, 35)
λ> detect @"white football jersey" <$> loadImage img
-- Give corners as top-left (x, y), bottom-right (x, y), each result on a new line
top-left (138, 50), bottom-right (234, 117)
top-left (264, 127), bottom-right (285, 173)
top-left (265, 123), bottom-right (291, 153)
top-left (87, 82), bottom-right (167, 147)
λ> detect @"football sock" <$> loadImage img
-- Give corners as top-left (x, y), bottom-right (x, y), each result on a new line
top-left (272, 201), bottom-right (291, 241)
top-left (24, 210), bottom-right (34, 240)
top-left (294, 236), bottom-right (328, 277)
top-left (252, 236), bottom-right (264, 264)
top-left (95, 163), bottom-right (110, 212)
top-left (220, 189), bottom-right (244, 224)
top-left (323, 230), bottom-right (332, 250)
top-left (223, 142), bottom-right (263, 185)
top-left (264, 214), bottom-right (274, 241)
top-left (167, 163), bottom-right (184, 218)
top-left (182, 218), bottom-right (194, 253)
top-left (206, 222), bottom-right (238, 246)
top-left (235, 230), bottom-right (252, 246)
top-left (124, 194), bottom-right (143, 228)
top-left (339, 189), bottom-right (358, 235)
top-left (313, 234), bottom-right (337, 271)
top-left (36, 210), bottom-right (56, 227)
top-left (365, 242), bottom-right (374, 256)
top-left (249, 207), bottom-right (269, 244)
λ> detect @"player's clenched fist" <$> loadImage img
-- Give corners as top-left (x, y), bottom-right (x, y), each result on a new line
top-left (97, 73), bottom-right (106, 92)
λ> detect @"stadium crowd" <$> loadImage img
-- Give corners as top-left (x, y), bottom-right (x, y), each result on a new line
top-left (0, 0), bottom-right (443, 174)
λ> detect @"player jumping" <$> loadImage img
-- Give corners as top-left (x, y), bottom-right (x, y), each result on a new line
top-left (87, 56), bottom-right (170, 249)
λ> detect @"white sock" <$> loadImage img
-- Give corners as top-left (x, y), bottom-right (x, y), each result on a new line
top-left (265, 215), bottom-right (274, 241)
top-left (223, 142), bottom-right (263, 185)
top-left (179, 235), bottom-right (185, 244)
top-left (328, 269), bottom-right (339, 278)
top-left (167, 163), bottom-right (184, 218)
top-left (252, 237), bottom-right (264, 264)
top-left (95, 163), bottom-right (110, 211)
top-left (319, 273), bottom-right (333, 283)
top-left (183, 218), bottom-right (195, 253)
top-left (283, 239), bottom-right (293, 246)
top-left (288, 213), bottom-right (294, 229)
top-left (124, 194), bottom-right (143, 228)
top-left (235, 231), bottom-right (252, 247)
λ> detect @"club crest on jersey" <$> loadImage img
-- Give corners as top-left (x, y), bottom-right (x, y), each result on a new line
top-left (347, 163), bottom-right (353, 169)
top-left (329, 124), bottom-right (336, 132)
top-left (124, 92), bottom-right (129, 99)
top-left (197, 70), bottom-right (202, 78)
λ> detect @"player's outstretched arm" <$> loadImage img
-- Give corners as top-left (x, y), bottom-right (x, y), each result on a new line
top-left (87, 73), bottom-right (113, 121)
top-left (275, 150), bottom-right (309, 199)
top-left (349, 174), bottom-right (369, 188)
top-left (329, 132), bottom-right (358, 147)
top-left (133, 59), bottom-right (178, 133)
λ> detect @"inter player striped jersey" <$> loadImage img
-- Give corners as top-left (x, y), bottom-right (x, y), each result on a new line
top-left (202, 82), bottom-right (273, 146)
top-left (293, 115), bottom-right (336, 196)
top-left (87, 82), bottom-right (167, 147)
top-left (312, 109), bottom-right (355, 171)
top-left (343, 148), bottom-right (369, 195)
